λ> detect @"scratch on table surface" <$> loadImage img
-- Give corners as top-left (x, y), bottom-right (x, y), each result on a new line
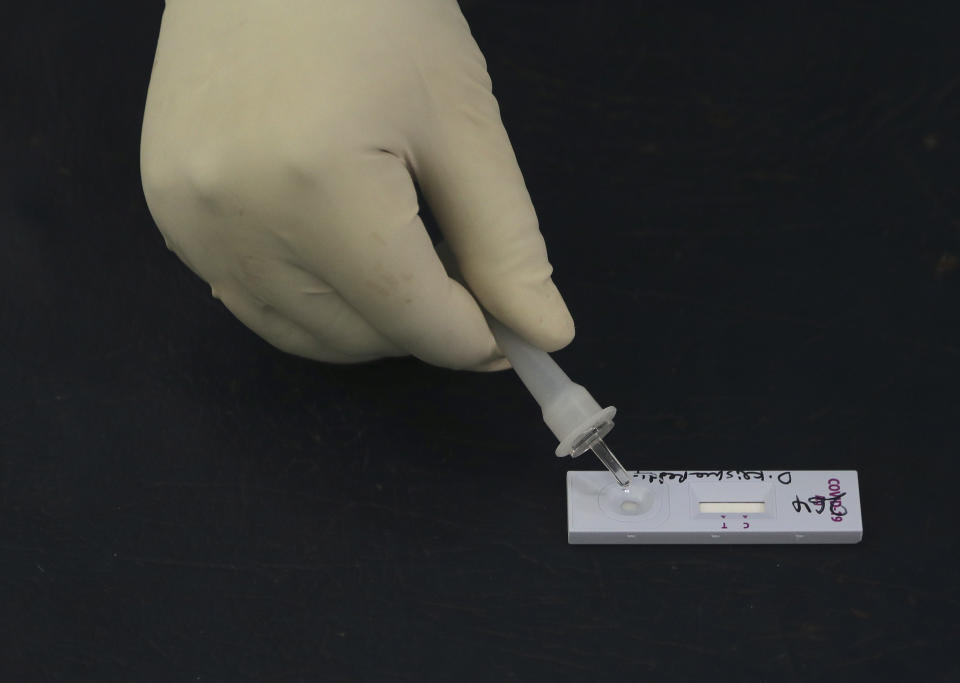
top-left (627, 637), bottom-right (722, 657)
top-left (828, 572), bottom-right (960, 608)
top-left (418, 600), bottom-right (493, 617)
top-left (838, 634), bottom-right (960, 667)
top-left (623, 287), bottom-right (960, 358)
top-left (805, 404), bottom-right (835, 422)
top-left (767, 613), bottom-right (801, 673)
top-left (894, 145), bottom-right (958, 231)
top-left (121, 556), bottom-right (242, 571)
top-left (629, 288), bottom-right (832, 330)
top-left (479, 645), bottom-right (595, 672)
top-left (258, 670), bottom-right (356, 683)
top-left (145, 637), bottom-right (173, 662)
top-left (143, 480), bottom-right (339, 505)
top-left (860, 84), bottom-right (930, 143)
top-left (715, 564), bottom-right (744, 615)
top-left (590, 555), bottom-right (606, 592)
top-left (353, 499), bottom-right (471, 531)
top-left (492, 541), bottom-right (559, 576)
top-left (120, 555), bottom-right (358, 574)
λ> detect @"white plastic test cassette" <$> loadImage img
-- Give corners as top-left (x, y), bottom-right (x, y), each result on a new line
top-left (567, 470), bottom-right (862, 544)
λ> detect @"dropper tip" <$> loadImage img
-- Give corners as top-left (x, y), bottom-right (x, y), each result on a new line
top-left (588, 438), bottom-right (632, 489)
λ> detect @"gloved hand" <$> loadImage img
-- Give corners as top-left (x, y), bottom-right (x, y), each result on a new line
top-left (140, 0), bottom-right (574, 370)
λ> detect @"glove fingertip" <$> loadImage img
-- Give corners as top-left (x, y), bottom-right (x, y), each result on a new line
top-left (485, 277), bottom-right (576, 353)
top-left (468, 357), bottom-right (512, 373)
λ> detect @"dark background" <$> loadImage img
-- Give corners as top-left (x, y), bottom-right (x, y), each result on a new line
top-left (2, 1), bottom-right (958, 680)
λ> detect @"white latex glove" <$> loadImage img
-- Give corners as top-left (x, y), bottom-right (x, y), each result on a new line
top-left (141, 0), bottom-right (574, 370)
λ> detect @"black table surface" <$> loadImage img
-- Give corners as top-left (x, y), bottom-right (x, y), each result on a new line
top-left (2, 2), bottom-right (958, 681)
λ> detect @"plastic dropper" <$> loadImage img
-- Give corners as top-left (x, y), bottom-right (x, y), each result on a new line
top-left (487, 316), bottom-right (632, 488)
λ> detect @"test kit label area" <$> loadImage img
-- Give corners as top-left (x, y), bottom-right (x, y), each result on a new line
top-left (566, 470), bottom-right (862, 544)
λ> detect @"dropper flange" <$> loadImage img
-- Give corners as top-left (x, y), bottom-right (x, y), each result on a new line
top-left (559, 408), bottom-right (616, 457)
